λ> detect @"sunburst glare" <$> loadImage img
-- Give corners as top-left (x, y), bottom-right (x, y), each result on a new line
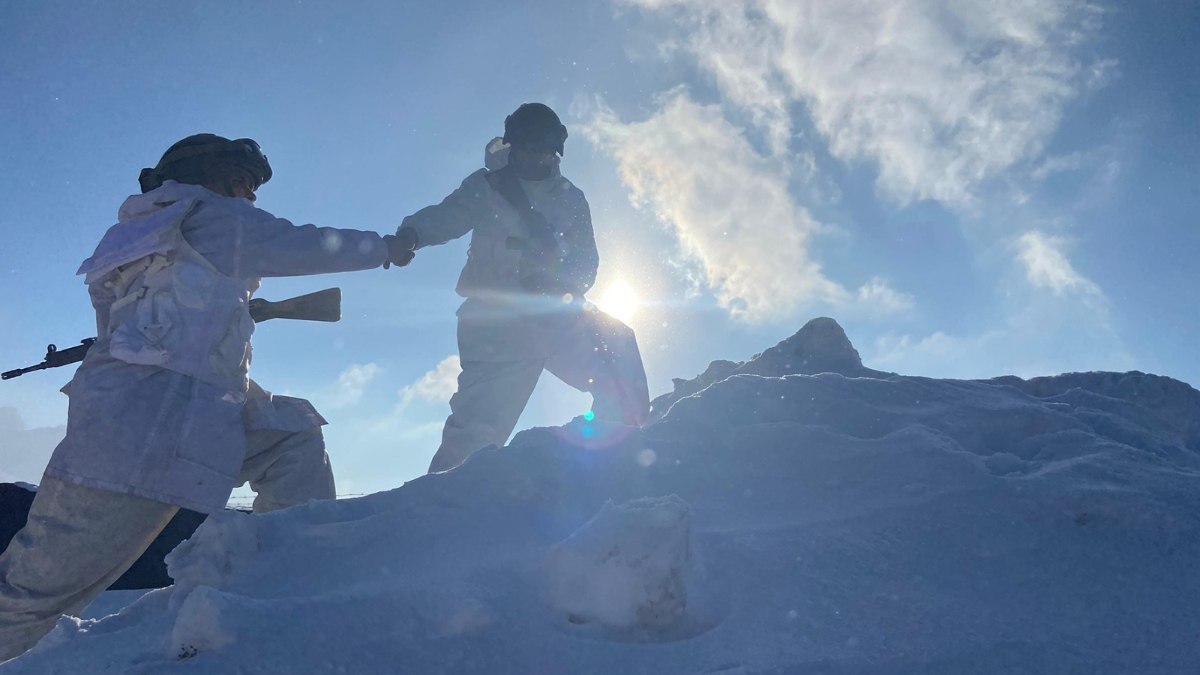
top-left (595, 278), bottom-right (640, 324)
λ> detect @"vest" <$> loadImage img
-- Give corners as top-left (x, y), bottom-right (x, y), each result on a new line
top-left (77, 196), bottom-right (255, 393)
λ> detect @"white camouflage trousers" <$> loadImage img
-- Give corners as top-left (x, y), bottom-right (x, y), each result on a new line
top-left (0, 426), bottom-right (334, 662)
top-left (430, 307), bottom-right (650, 473)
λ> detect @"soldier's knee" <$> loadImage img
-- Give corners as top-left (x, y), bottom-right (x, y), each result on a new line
top-left (285, 427), bottom-right (327, 462)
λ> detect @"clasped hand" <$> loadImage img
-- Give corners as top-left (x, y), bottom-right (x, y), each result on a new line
top-left (382, 227), bottom-right (418, 269)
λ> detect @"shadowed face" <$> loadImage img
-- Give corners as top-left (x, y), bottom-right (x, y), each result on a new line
top-left (509, 145), bottom-right (557, 181)
top-left (206, 167), bottom-right (260, 202)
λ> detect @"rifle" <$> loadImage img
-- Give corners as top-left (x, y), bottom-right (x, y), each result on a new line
top-left (1, 287), bottom-right (342, 381)
top-left (246, 287), bottom-right (341, 323)
top-left (2, 339), bottom-right (97, 380)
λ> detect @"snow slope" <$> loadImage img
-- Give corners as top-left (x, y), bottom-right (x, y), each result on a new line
top-left (5, 318), bottom-right (1200, 674)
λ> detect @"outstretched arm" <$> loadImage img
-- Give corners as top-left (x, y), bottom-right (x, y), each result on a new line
top-left (397, 169), bottom-right (489, 249)
top-left (182, 198), bottom-right (390, 279)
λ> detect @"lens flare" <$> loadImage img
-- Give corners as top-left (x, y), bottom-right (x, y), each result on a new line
top-left (596, 279), bottom-right (640, 323)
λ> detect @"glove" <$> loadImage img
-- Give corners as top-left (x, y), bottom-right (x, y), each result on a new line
top-left (382, 228), bottom-right (418, 269)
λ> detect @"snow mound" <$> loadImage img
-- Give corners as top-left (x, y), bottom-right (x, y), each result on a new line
top-left (6, 319), bottom-right (1200, 674)
top-left (649, 317), bottom-right (891, 421)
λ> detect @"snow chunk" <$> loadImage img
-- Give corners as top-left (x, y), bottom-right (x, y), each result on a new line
top-left (546, 495), bottom-right (692, 630)
top-left (164, 509), bottom-right (259, 591)
top-left (167, 586), bottom-right (238, 659)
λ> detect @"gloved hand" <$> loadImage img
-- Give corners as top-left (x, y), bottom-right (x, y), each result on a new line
top-left (382, 228), bottom-right (418, 269)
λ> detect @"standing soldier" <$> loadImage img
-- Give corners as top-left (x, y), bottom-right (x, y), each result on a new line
top-left (0, 134), bottom-right (415, 661)
top-left (395, 103), bottom-right (650, 473)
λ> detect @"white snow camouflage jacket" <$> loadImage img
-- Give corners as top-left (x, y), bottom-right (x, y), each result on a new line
top-left (399, 140), bottom-right (603, 361)
top-left (44, 181), bottom-right (387, 513)
top-left (400, 140), bottom-right (598, 301)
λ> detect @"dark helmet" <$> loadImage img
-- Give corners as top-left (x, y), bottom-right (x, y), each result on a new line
top-left (138, 133), bottom-right (273, 193)
top-left (502, 103), bottom-right (568, 156)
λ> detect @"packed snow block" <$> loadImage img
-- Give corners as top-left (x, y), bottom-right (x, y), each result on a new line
top-left (168, 585), bottom-right (239, 659)
top-left (165, 509), bottom-right (261, 593)
top-left (546, 495), bottom-right (693, 630)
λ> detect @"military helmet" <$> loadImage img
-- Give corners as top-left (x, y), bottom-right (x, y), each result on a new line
top-left (139, 133), bottom-right (272, 193)
top-left (502, 103), bottom-right (568, 156)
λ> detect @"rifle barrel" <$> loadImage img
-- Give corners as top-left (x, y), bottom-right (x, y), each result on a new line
top-left (1, 364), bottom-right (46, 380)
top-left (2, 339), bottom-right (94, 381)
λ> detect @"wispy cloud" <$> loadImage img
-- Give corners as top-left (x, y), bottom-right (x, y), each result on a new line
top-left (301, 358), bottom-right (462, 495)
top-left (319, 362), bottom-right (381, 409)
top-left (853, 278), bottom-right (916, 317)
top-left (400, 355), bottom-right (461, 408)
top-left (1016, 231), bottom-right (1105, 306)
top-left (866, 231), bottom-right (1113, 379)
top-left (618, 0), bottom-right (1104, 207)
top-left (581, 93), bottom-right (911, 323)
top-left (584, 0), bottom-right (1104, 323)
top-left (868, 255), bottom-right (1125, 381)
top-left (869, 316), bottom-right (1132, 380)
top-left (1031, 152), bottom-right (1084, 181)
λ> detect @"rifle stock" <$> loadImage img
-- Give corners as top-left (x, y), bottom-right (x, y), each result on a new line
top-left (247, 287), bottom-right (341, 323)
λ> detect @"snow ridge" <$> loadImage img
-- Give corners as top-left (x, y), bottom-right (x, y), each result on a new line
top-left (6, 319), bottom-right (1200, 674)
top-left (649, 317), bottom-right (892, 421)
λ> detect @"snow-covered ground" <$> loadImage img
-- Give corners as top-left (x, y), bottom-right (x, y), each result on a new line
top-left (5, 318), bottom-right (1199, 674)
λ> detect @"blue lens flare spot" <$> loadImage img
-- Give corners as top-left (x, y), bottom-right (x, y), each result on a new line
top-left (583, 410), bottom-right (596, 422)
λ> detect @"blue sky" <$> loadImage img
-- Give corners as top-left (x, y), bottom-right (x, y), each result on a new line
top-left (1, 0), bottom-right (1196, 496)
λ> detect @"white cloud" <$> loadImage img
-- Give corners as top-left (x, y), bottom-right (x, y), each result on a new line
top-left (1029, 148), bottom-right (1120, 187)
top-left (853, 278), bottom-right (916, 317)
top-left (865, 231), bottom-right (1113, 379)
top-left (294, 358), bottom-right (462, 494)
top-left (320, 362), bottom-right (380, 409)
top-left (1031, 153), bottom-right (1084, 181)
top-left (1016, 231), bottom-right (1104, 305)
top-left (582, 93), bottom-right (910, 323)
top-left (868, 271), bottom-right (1128, 381)
top-left (617, 0), bottom-right (1103, 207)
top-left (583, 0), bottom-right (1106, 324)
top-left (869, 319), bottom-right (1133, 380)
top-left (871, 330), bottom-right (997, 377)
top-left (400, 355), bottom-right (461, 408)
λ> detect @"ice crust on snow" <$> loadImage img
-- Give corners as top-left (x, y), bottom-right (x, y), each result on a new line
top-left (5, 317), bottom-right (1200, 674)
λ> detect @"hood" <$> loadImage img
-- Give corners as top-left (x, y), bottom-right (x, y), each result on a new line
top-left (117, 181), bottom-right (215, 222)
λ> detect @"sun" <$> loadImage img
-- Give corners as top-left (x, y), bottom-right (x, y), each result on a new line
top-left (595, 279), bottom-right (640, 323)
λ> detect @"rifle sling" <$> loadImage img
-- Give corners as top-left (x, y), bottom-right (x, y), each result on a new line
top-left (485, 167), bottom-right (557, 248)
